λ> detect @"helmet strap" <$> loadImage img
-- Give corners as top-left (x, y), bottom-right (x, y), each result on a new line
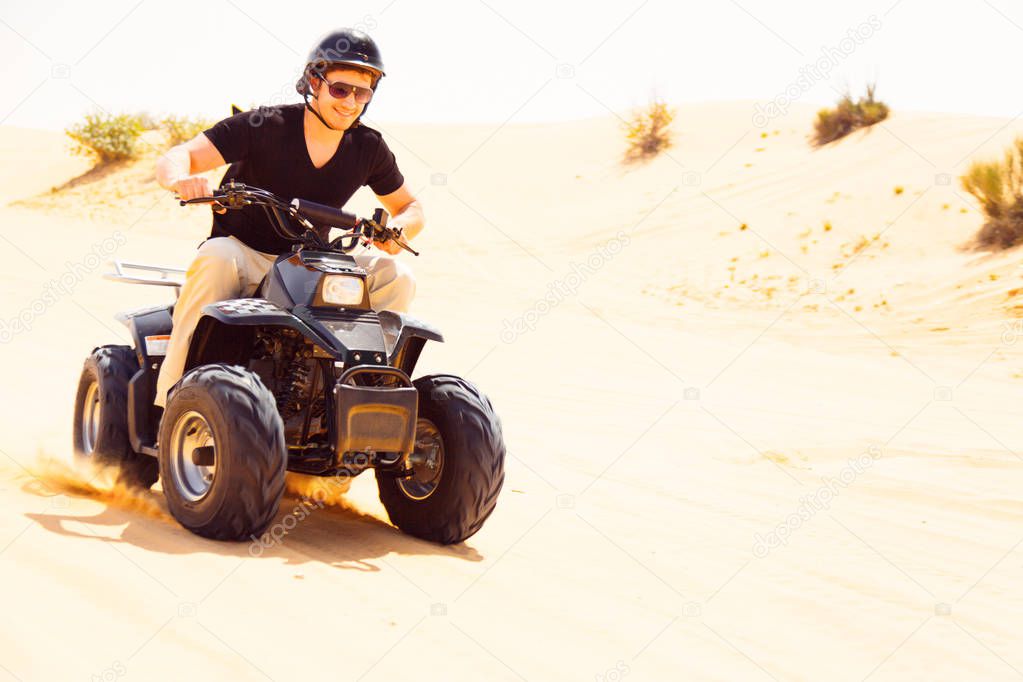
top-left (303, 91), bottom-right (340, 131)
top-left (302, 74), bottom-right (363, 131)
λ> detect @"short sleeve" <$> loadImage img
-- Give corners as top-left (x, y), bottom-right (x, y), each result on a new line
top-left (366, 135), bottom-right (404, 195)
top-left (202, 111), bottom-right (254, 164)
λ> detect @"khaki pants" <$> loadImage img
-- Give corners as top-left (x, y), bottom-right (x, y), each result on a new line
top-left (155, 236), bottom-right (416, 407)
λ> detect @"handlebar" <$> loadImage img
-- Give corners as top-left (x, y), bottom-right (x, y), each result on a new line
top-left (179, 181), bottom-right (418, 256)
top-left (290, 198), bottom-right (358, 231)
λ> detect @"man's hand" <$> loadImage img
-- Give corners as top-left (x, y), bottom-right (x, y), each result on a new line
top-left (372, 238), bottom-right (404, 255)
top-left (367, 221), bottom-right (408, 255)
top-left (172, 176), bottom-right (212, 200)
top-left (172, 176), bottom-right (225, 213)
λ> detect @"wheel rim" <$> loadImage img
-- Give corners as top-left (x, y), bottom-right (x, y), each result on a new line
top-left (168, 410), bottom-right (217, 502)
top-left (81, 380), bottom-right (101, 454)
top-left (398, 418), bottom-right (444, 501)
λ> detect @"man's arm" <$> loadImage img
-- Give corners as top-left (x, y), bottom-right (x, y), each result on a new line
top-left (374, 182), bottom-right (424, 254)
top-left (156, 133), bottom-right (227, 200)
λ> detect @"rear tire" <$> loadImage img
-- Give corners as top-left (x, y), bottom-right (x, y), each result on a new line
top-left (159, 364), bottom-right (286, 541)
top-left (377, 374), bottom-right (506, 544)
top-left (72, 345), bottom-right (159, 489)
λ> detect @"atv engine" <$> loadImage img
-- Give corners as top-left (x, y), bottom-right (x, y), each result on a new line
top-left (251, 328), bottom-right (328, 443)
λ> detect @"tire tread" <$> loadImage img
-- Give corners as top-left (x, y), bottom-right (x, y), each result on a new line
top-left (159, 364), bottom-right (285, 540)
top-left (378, 373), bottom-right (505, 544)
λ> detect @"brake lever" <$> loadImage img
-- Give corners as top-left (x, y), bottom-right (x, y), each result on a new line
top-left (360, 220), bottom-right (420, 257)
top-left (178, 196), bottom-right (214, 205)
top-left (392, 237), bottom-right (420, 257)
top-left (178, 195), bottom-right (228, 207)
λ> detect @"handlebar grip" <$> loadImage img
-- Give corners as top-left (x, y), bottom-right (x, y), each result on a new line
top-left (291, 198), bottom-right (358, 229)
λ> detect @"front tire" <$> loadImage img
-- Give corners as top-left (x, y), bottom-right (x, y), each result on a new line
top-left (377, 374), bottom-right (506, 544)
top-left (72, 345), bottom-right (159, 489)
top-left (159, 364), bottom-right (286, 541)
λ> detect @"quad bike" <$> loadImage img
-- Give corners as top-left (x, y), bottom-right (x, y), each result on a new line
top-left (72, 182), bottom-right (505, 544)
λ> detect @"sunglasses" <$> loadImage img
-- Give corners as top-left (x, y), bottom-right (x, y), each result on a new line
top-left (322, 79), bottom-right (374, 104)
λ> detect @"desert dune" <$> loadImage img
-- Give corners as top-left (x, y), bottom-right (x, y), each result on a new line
top-left (0, 101), bottom-right (1022, 680)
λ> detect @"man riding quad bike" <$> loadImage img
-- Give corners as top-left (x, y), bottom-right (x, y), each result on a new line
top-left (70, 29), bottom-right (505, 544)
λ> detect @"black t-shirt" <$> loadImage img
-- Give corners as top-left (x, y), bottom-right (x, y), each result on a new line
top-left (202, 103), bottom-right (404, 254)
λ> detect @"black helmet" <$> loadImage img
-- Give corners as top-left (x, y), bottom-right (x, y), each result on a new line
top-left (296, 28), bottom-right (386, 130)
top-left (297, 29), bottom-right (385, 95)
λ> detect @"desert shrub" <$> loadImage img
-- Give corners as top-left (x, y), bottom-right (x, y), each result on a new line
top-left (161, 114), bottom-right (213, 147)
top-left (65, 112), bottom-right (145, 164)
top-left (961, 137), bottom-right (1023, 249)
top-left (813, 83), bottom-right (889, 146)
top-left (623, 96), bottom-right (675, 162)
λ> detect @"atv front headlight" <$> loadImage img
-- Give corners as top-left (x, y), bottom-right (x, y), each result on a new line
top-left (321, 275), bottom-right (365, 306)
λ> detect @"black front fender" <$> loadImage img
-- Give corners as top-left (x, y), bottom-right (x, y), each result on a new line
top-left (184, 299), bottom-right (336, 371)
top-left (184, 299), bottom-right (393, 371)
top-left (379, 311), bottom-right (444, 376)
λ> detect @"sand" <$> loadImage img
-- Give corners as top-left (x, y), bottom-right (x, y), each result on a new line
top-left (0, 101), bottom-right (1021, 680)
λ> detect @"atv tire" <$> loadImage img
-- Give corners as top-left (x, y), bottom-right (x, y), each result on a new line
top-left (72, 345), bottom-right (159, 489)
top-left (158, 364), bottom-right (286, 541)
top-left (377, 374), bottom-right (506, 544)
